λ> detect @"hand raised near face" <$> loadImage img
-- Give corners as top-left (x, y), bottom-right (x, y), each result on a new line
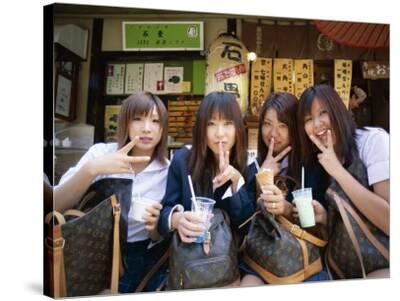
top-left (260, 138), bottom-right (291, 176)
top-left (308, 130), bottom-right (342, 178)
top-left (88, 136), bottom-right (151, 176)
top-left (212, 141), bottom-right (241, 190)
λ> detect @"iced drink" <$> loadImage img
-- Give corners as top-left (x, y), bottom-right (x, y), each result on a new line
top-left (292, 188), bottom-right (315, 228)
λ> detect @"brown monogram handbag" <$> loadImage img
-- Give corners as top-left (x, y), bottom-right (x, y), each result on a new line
top-left (45, 194), bottom-right (121, 297)
top-left (242, 201), bottom-right (327, 284)
top-left (167, 209), bottom-right (240, 290)
top-left (45, 178), bottom-right (133, 297)
top-left (325, 154), bottom-right (389, 279)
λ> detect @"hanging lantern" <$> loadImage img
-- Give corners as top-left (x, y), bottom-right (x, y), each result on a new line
top-left (205, 33), bottom-right (249, 115)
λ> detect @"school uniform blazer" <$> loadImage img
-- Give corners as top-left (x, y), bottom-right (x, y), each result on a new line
top-left (157, 147), bottom-right (256, 239)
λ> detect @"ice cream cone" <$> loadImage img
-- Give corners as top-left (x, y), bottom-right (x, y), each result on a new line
top-left (256, 168), bottom-right (274, 187)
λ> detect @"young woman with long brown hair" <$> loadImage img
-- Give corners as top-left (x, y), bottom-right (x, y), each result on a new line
top-left (297, 84), bottom-right (389, 278)
top-left (158, 91), bottom-right (254, 243)
top-left (240, 92), bottom-right (330, 286)
top-left (55, 91), bottom-right (170, 292)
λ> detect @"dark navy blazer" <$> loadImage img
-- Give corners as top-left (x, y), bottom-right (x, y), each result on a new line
top-left (157, 147), bottom-right (256, 239)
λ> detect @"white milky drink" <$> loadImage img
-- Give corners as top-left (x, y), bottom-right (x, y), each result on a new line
top-left (292, 188), bottom-right (315, 228)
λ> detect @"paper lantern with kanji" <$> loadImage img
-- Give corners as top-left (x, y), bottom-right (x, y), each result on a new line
top-left (205, 34), bottom-right (249, 114)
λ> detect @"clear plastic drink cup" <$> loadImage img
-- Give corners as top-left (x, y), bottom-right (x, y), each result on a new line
top-left (291, 188), bottom-right (315, 228)
top-left (191, 197), bottom-right (216, 243)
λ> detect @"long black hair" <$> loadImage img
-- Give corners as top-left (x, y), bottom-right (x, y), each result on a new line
top-left (257, 92), bottom-right (301, 181)
top-left (188, 92), bottom-right (247, 195)
top-left (297, 84), bottom-right (358, 167)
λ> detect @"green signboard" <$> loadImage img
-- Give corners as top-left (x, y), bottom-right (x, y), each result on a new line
top-left (123, 21), bottom-right (204, 51)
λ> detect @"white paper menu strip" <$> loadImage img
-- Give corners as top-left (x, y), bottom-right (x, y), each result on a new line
top-left (143, 63), bottom-right (164, 94)
top-left (164, 66), bottom-right (184, 94)
top-left (106, 64), bottom-right (125, 95)
top-left (124, 63), bottom-right (144, 95)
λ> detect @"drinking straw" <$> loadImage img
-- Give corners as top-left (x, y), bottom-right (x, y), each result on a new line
top-left (254, 158), bottom-right (260, 172)
top-left (188, 175), bottom-right (199, 212)
top-left (301, 166), bottom-right (304, 189)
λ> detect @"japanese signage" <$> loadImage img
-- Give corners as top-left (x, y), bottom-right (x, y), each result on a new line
top-left (334, 59), bottom-right (352, 109)
top-left (143, 63), bottom-right (164, 94)
top-left (248, 128), bottom-right (259, 150)
top-left (294, 59), bottom-right (314, 99)
top-left (250, 57), bottom-right (272, 116)
top-left (124, 63), bottom-right (143, 94)
top-left (361, 61), bottom-right (389, 79)
top-left (273, 59), bottom-right (294, 94)
top-left (123, 22), bottom-right (204, 51)
top-left (247, 128), bottom-right (259, 161)
top-left (205, 34), bottom-right (249, 114)
top-left (104, 105), bottom-right (121, 142)
top-left (164, 67), bottom-right (184, 94)
top-left (106, 64), bottom-right (125, 95)
top-left (215, 64), bottom-right (246, 82)
top-left (55, 75), bottom-right (72, 117)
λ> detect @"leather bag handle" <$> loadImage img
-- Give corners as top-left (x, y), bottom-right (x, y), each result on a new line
top-left (327, 188), bottom-right (366, 278)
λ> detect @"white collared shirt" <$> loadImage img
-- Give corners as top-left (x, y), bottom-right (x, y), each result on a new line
top-left (58, 143), bottom-right (170, 243)
top-left (355, 127), bottom-right (389, 185)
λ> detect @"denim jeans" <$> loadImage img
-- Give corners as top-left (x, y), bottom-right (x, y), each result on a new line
top-left (118, 239), bottom-right (168, 293)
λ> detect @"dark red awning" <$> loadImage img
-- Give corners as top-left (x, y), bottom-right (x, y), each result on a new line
top-left (313, 20), bottom-right (389, 49)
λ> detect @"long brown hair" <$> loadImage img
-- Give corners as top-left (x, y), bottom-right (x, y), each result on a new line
top-left (188, 92), bottom-right (247, 195)
top-left (297, 84), bottom-right (357, 167)
top-left (117, 91), bottom-right (168, 163)
top-left (257, 92), bottom-right (301, 180)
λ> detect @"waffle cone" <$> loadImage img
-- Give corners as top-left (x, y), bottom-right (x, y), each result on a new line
top-left (256, 168), bottom-right (274, 186)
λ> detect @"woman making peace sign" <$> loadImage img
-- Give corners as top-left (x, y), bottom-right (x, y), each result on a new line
top-left (55, 92), bottom-right (170, 293)
top-left (297, 84), bottom-right (389, 278)
top-left (158, 91), bottom-right (254, 243)
top-left (240, 92), bottom-right (330, 286)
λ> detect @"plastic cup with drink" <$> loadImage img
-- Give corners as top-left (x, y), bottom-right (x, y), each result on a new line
top-left (291, 188), bottom-right (315, 228)
top-left (131, 196), bottom-right (158, 222)
top-left (191, 197), bottom-right (216, 243)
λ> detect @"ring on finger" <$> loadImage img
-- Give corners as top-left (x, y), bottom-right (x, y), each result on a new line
top-left (272, 202), bottom-right (277, 209)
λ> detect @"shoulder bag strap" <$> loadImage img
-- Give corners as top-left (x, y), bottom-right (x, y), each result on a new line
top-left (77, 190), bottom-right (97, 211)
top-left (45, 211), bottom-right (67, 297)
top-left (63, 209), bottom-right (85, 218)
top-left (45, 211), bottom-right (66, 225)
top-left (237, 210), bottom-right (262, 253)
top-left (277, 215), bottom-right (327, 247)
top-left (341, 201), bottom-right (389, 261)
top-left (135, 248), bottom-right (169, 293)
top-left (110, 195), bottom-right (121, 294)
top-left (327, 189), bottom-right (367, 278)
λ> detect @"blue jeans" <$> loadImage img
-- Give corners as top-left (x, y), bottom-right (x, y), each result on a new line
top-left (304, 269), bottom-right (330, 281)
top-left (118, 239), bottom-right (168, 293)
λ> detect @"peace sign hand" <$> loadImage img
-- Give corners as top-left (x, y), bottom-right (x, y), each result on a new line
top-left (88, 137), bottom-right (151, 176)
top-left (212, 142), bottom-right (242, 191)
top-left (308, 130), bottom-right (343, 178)
top-left (261, 138), bottom-right (291, 176)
